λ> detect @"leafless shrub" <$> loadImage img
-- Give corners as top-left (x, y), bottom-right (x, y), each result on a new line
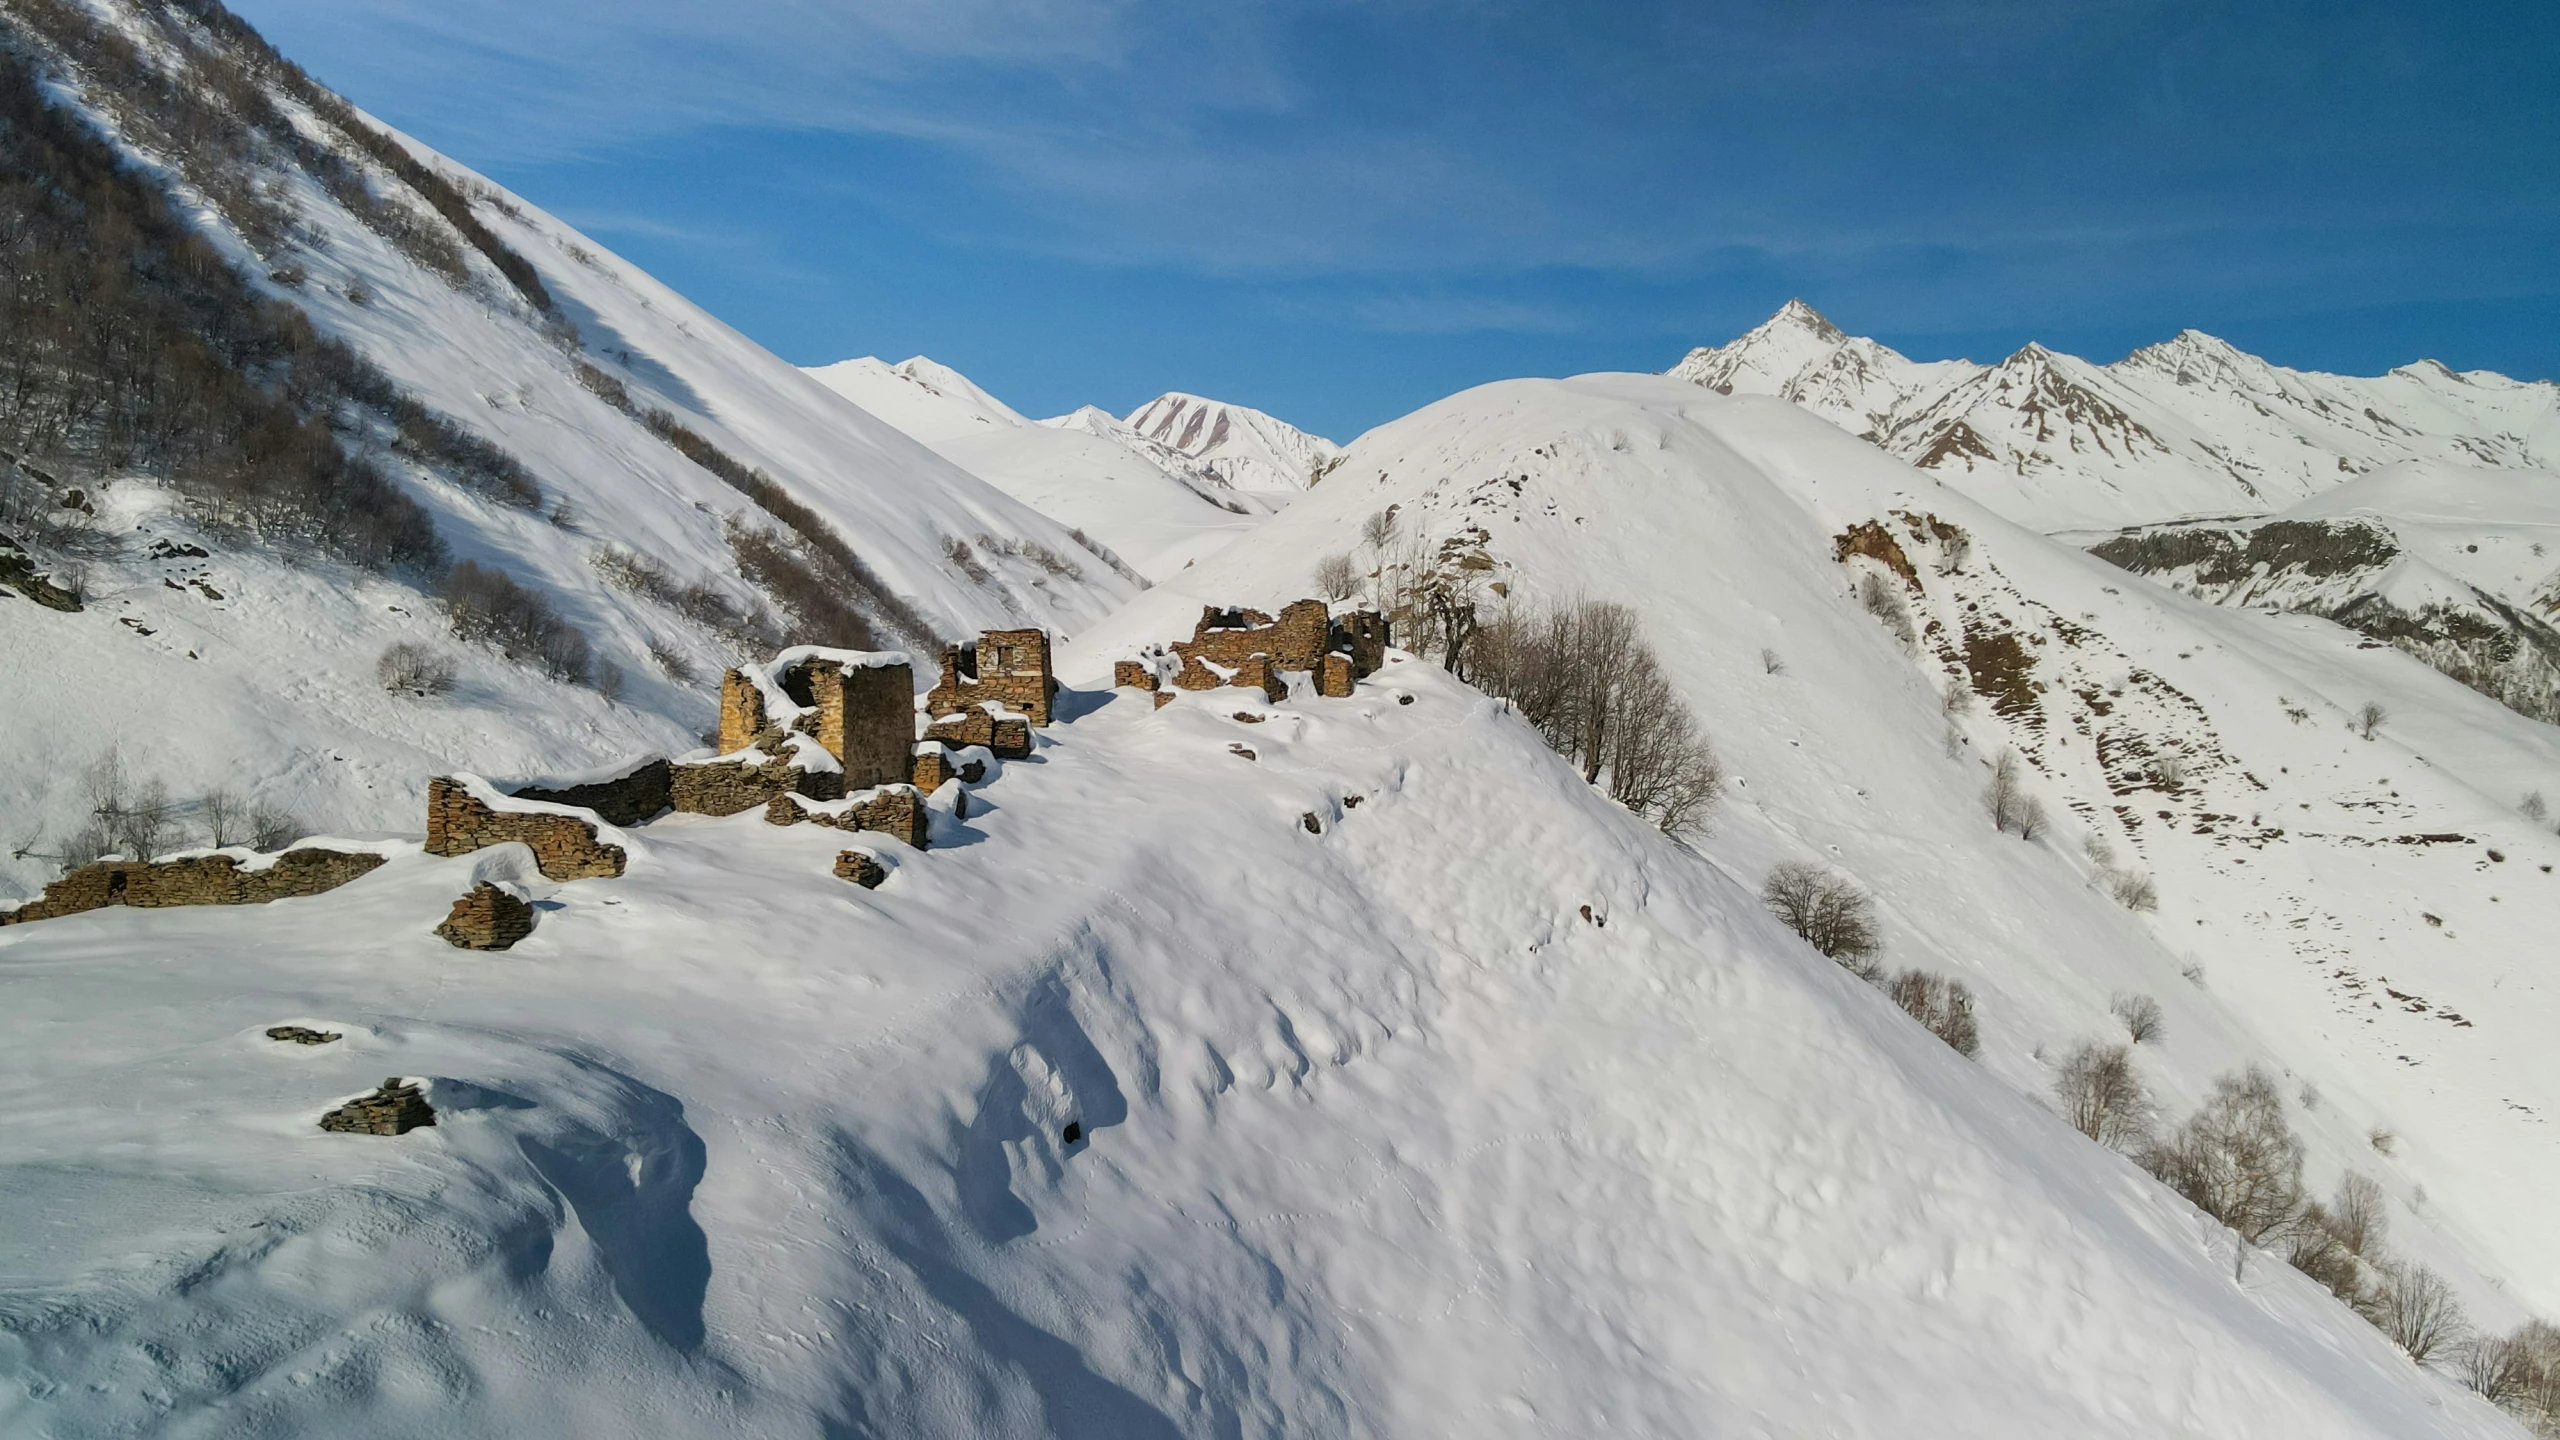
top-left (574, 361), bottom-right (633, 412)
top-left (1762, 860), bottom-right (1882, 974)
top-left (1760, 648), bottom-right (1785, 675)
top-left (548, 496), bottom-right (577, 530)
top-left (1888, 969), bottom-right (1979, 1056)
top-left (344, 277), bottom-right (375, 307)
top-left (2462, 1321), bottom-right (2560, 1427)
top-left (648, 638), bottom-right (696, 685)
top-left (199, 788), bottom-right (250, 848)
top-left (591, 545), bottom-right (678, 602)
top-left (2329, 1171), bottom-right (2388, 1258)
top-left (2360, 1261), bottom-right (2471, 1363)
top-left (2284, 1199), bottom-right (2366, 1302)
top-left (1935, 529), bottom-right (1973, 574)
top-left (942, 535), bottom-right (993, 585)
top-left (2524, 792), bottom-right (2549, 824)
top-left (593, 658), bottom-right (625, 704)
top-left (1856, 568), bottom-right (1916, 646)
top-left (2298, 1082), bottom-right (2322, 1112)
top-left (2053, 1040), bottom-right (2154, 1150)
top-left (250, 805), bottom-right (304, 851)
top-left (1315, 552), bottom-right (1360, 602)
top-left (2110, 992), bottom-right (2165, 1044)
top-left (2105, 868), bottom-right (2160, 911)
top-left (2084, 831), bottom-right (2117, 866)
top-left (1015, 539), bottom-right (1083, 580)
top-left (2152, 753), bottom-right (2189, 791)
top-left (2181, 961), bottom-right (2208, 988)
top-left (2141, 1066), bottom-right (2306, 1253)
top-left (1470, 598), bottom-right (1721, 835)
top-left (2369, 1126), bottom-right (2398, 1156)
top-left (1986, 748), bottom-right (2030, 834)
top-left (73, 748), bottom-right (177, 862)
top-left (441, 561), bottom-right (589, 682)
top-left (1066, 528), bottom-right (1146, 586)
top-left (1361, 508), bottom-right (1400, 552)
top-left (2355, 701), bottom-right (2388, 739)
top-left (377, 640), bottom-right (456, 696)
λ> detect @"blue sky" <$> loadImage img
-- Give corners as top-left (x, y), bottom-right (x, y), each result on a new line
top-left (232, 0), bottom-right (2557, 441)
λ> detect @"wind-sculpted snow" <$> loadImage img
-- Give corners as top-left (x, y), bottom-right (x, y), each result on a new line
top-left (0, 661), bottom-right (2521, 1436)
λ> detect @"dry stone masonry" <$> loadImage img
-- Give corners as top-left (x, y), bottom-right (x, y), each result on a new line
top-left (766, 786), bottom-right (930, 849)
top-left (266, 1025), bottom-right (341, 1045)
top-left (509, 759), bottom-right (671, 827)
top-left (833, 849), bottom-right (887, 888)
top-left (720, 647), bottom-right (916, 790)
top-left (1116, 600), bottom-right (1390, 705)
top-left (928, 628), bottom-right (1054, 725)
top-left (425, 777), bottom-right (627, 880)
top-left (319, 1078), bottom-right (437, 1135)
top-left (435, 882), bottom-right (536, 950)
top-left (0, 847), bottom-right (387, 926)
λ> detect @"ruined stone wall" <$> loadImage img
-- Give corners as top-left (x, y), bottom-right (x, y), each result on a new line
top-left (1179, 600), bottom-right (1332, 672)
top-left (508, 759), bottom-right (672, 827)
top-left (435, 883), bottom-right (535, 950)
top-left (424, 777), bottom-right (627, 880)
top-left (0, 847), bottom-right (387, 926)
top-left (718, 670), bottom-right (770, 754)
top-left (837, 663), bottom-right (913, 789)
top-left (669, 755), bottom-right (843, 817)
top-left (1332, 611), bottom-right (1391, 677)
top-left (924, 707), bottom-right (1032, 759)
top-left (927, 628), bottom-right (1053, 726)
top-left (764, 785), bottom-right (930, 849)
top-left (1120, 599), bottom-right (1385, 703)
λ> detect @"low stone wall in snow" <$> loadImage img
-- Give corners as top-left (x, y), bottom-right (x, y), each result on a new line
top-left (0, 847), bottom-right (387, 926)
top-left (424, 776), bottom-right (627, 880)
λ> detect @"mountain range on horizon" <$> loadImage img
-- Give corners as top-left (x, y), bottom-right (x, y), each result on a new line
top-left (6, 2), bottom-right (2560, 1436)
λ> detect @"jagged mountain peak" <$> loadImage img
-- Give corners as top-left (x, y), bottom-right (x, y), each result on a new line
top-left (1122, 391), bottom-right (1339, 493)
top-left (1667, 306), bottom-right (2560, 531)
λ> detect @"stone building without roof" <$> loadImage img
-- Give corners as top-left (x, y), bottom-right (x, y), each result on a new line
top-left (1115, 599), bottom-right (1390, 704)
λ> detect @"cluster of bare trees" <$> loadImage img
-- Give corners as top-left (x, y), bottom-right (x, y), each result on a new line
top-left (12, 746), bottom-right (302, 871)
top-left (2050, 1045), bottom-right (2557, 1416)
top-left (1469, 598), bottom-right (1723, 836)
top-left (590, 543), bottom-right (783, 662)
top-left (441, 561), bottom-right (592, 684)
top-left (1984, 749), bottom-right (2047, 838)
top-left (1761, 860), bottom-right (1978, 1056)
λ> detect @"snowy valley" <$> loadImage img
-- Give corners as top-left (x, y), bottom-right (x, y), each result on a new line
top-left (3, 2), bottom-right (2559, 1437)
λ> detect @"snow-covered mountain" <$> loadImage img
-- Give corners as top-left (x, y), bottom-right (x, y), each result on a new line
top-left (1123, 391), bottom-right (1343, 495)
top-left (1146, 372), bottom-right (2560, 1344)
top-left (1671, 302), bottom-right (2560, 532)
top-left (804, 357), bottom-right (1271, 580)
top-left (2, 389), bottom-right (2534, 1440)
top-left (0, 0), bottom-right (1135, 898)
top-left (6, 2), bottom-right (2559, 1433)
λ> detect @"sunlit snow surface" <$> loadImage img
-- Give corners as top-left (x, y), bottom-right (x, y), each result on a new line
top-left (0, 655), bottom-right (2518, 1437)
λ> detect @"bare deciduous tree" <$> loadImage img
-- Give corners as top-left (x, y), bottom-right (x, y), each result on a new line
top-left (2110, 992), bottom-right (2165, 1044)
top-left (2355, 701), bottom-right (2389, 740)
top-left (2141, 1066), bottom-right (2307, 1258)
top-left (1360, 508), bottom-right (1400, 553)
top-left (2105, 868), bottom-right (2160, 911)
top-left (1760, 648), bottom-right (1785, 675)
top-left (200, 788), bottom-right (249, 848)
top-left (377, 640), bottom-right (456, 697)
top-left (2053, 1041), bottom-right (2154, 1150)
top-left (1468, 598), bottom-right (1721, 836)
top-left (2360, 1261), bottom-right (2471, 1363)
top-left (1856, 569), bottom-right (1916, 647)
top-left (1985, 748), bottom-right (2028, 834)
top-left (1314, 552), bottom-right (1360, 602)
top-left (1762, 860), bottom-right (1882, 974)
top-left (1888, 969), bottom-right (1980, 1056)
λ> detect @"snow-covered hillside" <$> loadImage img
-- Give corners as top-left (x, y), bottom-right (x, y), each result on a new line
top-left (0, 630), bottom-right (2527, 1437)
top-left (0, 0), bottom-right (1135, 898)
top-left (1671, 302), bottom-right (2560, 532)
top-left (1121, 373), bottom-right (2560, 1337)
top-left (1123, 392), bottom-right (1342, 496)
top-left (804, 357), bottom-right (1271, 579)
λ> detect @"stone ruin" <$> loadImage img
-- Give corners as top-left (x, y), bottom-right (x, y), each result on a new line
top-left (319, 1078), bottom-right (437, 1136)
top-left (833, 849), bottom-right (886, 888)
top-left (1115, 600), bottom-right (1389, 704)
top-left (925, 628), bottom-right (1051, 758)
top-left (425, 776), bottom-right (629, 880)
top-left (0, 846), bottom-right (387, 926)
top-left (435, 882), bottom-right (536, 950)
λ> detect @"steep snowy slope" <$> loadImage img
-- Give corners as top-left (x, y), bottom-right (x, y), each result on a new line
top-left (1669, 303), bottom-right (2560, 532)
top-left (0, 647), bottom-right (2525, 1437)
top-left (1124, 392), bottom-right (1342, 495)
top-left (0, 0), bottom-right (1135, 897)
top-left (804, 358), bottom-right (1270, 580)
top-left (1117, 374), bottom-right (2560, 1329)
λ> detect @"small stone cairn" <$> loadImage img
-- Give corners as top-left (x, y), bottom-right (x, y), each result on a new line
top-left (319, 1078), bottom-right (437, 1135)
top-left (435, 883), bottom-right (535, 950)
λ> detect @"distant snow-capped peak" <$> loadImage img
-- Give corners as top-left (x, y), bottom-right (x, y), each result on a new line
top-left (1123, 392), bottom-right (1341, 493)
top-left (1668, 303), bottom-right (2560, 532)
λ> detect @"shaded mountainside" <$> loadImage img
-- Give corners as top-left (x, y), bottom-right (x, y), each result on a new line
top-left (1671, 302), bottom-right (2560, 533)
top-left (2089, 463), bottom-right (2560, 726)
top-left (0, 0), bottom-right (1135, 895)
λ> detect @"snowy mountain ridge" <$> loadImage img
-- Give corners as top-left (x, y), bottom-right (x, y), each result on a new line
top-left (1671, 301), bottom-right (2560, 532)
top-left (1122, 391), bottom-right (1342, 495)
